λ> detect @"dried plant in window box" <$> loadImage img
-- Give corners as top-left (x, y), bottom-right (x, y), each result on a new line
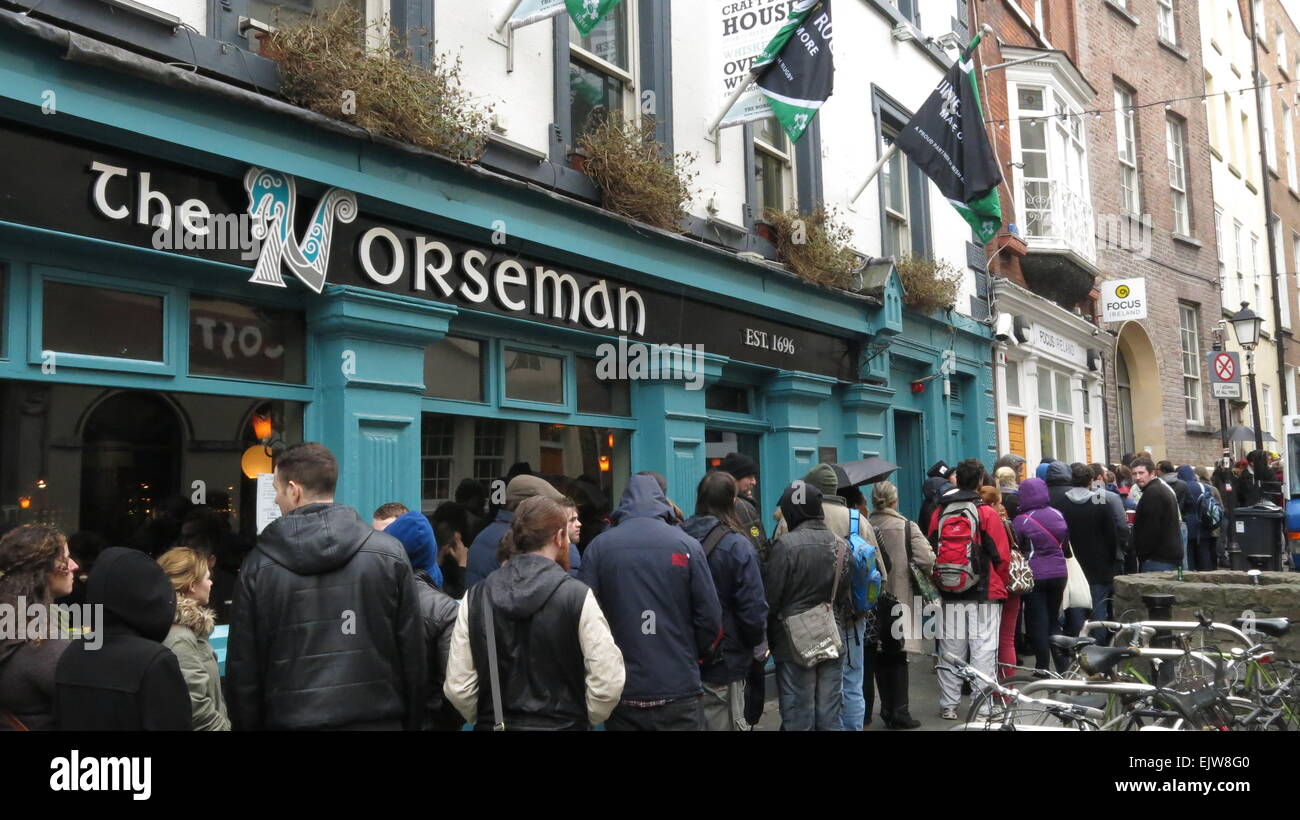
top-left (763, 207), bottom-right (862, 290)
top-left (895, 254), bottom-right (962, 314)
top-left (264, 4), bottom-right (492, 162)
top-left (577, 113), bottom-right (699, 233)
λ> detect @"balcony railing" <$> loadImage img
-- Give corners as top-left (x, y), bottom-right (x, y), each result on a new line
top-left (1021, 180), bottom-right (1097, 266)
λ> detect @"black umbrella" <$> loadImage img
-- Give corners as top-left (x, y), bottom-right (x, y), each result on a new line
top-left (1215, 425), bottom-right (1277, 443)
top-left (832, 457), bottom-right (900, 489)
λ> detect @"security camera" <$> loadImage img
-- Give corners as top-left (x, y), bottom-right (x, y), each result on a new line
top-left (994, 313), bottom-right (1017, 344)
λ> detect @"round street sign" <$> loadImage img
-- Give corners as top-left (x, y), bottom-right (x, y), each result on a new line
top-left (1214, 353), bottom-right (1235, 381)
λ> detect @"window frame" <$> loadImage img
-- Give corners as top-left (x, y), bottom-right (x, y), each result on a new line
top-left (874, 87), bottom-right (933, 258)
top-left (558, 1), bottom-right (641, 157)
top-left (1252, 233), bottom-right (1263, 317)
top-left (1286, 101), bottom-right (1298, 189)
top-left (499, 342), bottom-right (573, 412)
top-left (1156, 0), bottom-right (1177, 45)
top-left (1178, 303), bottom-right (1204, 424)
top-left (1036, 364), bottom-right (1075, 464)
top-left (422, 333), bottom-right (490, 406)
top-left (1115, 84), bottom-right (1140, 215)
top-left (1260, 73), bottom-right (1278, 171)
top-left (1215, 207), bottom-right (1226, 293)
top-left (30, 266), bottom-right (175, 377)
top-left (753, 117), bottom-right (795, 217)
top-left (1166, 115), bottom-right (1190, 236)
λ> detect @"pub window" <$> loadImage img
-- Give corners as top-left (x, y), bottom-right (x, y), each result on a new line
top-left (576, 356), bottom-right (631, 416)
top-left (706, 384), bottom-right (751, 415)
top-left (421, 414), bottom-right (455, 502)
top-left (474, 420), bottom-right (507, 487)
top-left (1156, 0), bottom-right (1178, 45)
top-left (188, 296), bottom-right (306, 384)
top-left (504, 349), bottom-right (565, 405)
top-left (568, 1), bottom-right (637, 144)
top-left (875, 90), bottom-right (932, 258)
top-left (424, 336), bottom-right (484, 402)
top-left (1166, 115), bottom-right (1190, 235)
top-left (754, 117), bottom-right (795, 216)
top-left (43, 280), bottom-right (164, 362)
top-left (1036, 365), bottom-right (1074, 463)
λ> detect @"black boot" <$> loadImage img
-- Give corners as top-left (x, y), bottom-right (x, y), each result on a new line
top-left (879, 654), bottom-right (922, 730)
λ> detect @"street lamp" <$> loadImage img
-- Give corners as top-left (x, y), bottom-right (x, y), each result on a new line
top-left (1229, 302), bottom-right (1266, 453)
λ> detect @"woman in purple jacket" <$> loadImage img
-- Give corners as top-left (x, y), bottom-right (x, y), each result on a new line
top-left (1011, 478), bottom-right (1071, 672)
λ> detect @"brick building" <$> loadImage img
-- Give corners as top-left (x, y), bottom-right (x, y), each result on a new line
top-left (1074, 0), bottom-right (1223, 466)
top-left (971, 0), bottom-right (1110, 472)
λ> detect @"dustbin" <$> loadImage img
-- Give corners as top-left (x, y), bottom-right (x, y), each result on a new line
top-left (1228, 503), bottom-right (1285, 572)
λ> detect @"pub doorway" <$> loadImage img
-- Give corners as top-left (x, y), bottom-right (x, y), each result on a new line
top-left (79, 391), bottom-right (182, 547)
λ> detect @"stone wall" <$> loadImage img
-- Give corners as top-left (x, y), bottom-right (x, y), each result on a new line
top-left (1114, 571), bottom-right (1300, 660)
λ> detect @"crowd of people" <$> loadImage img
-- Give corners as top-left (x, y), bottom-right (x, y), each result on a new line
top-left (0, 443), bottom-right (1283, 731)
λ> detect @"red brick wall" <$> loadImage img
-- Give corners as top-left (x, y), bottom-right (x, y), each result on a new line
top-left (1075, 0), bottom-right (1224, 466)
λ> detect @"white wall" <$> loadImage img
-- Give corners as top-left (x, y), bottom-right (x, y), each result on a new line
top-left (434, 0), bottom-right (978, 316)
top-left (149, 0), bottom-right (208, 34)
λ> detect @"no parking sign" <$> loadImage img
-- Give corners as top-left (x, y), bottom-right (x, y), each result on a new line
top-left (1208, 350), bottom-right (1242, 399)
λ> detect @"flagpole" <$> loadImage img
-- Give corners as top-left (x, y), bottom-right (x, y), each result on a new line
top-left (848, 24), bottom-right (992, 204)
top-left (707, 70), bottom-right (756, 137)
top-left (495, 0), bottom-right (525, 33)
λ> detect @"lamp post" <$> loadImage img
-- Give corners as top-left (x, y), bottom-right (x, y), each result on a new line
top-left (1229, 302), bottom-right (1266, 453)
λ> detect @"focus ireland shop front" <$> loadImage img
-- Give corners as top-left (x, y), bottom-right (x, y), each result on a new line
top-left (0, 39), bottom-right (994, 548)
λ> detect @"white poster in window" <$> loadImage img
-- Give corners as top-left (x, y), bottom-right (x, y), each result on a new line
top-left (715, 0), bottom-right (796, 128)
top-left (256, 473), bottom-right (281, 535)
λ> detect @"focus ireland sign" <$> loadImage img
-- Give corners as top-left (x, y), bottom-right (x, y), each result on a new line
top-left (1101, 278), bottom-right (1147, 323)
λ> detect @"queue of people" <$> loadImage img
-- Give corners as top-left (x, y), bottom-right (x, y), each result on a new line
top-left (0, 442), bottom-right (1278, 732)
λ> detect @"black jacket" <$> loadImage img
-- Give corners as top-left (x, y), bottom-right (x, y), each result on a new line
top-left (579, 475), bottom-right (723, 701)
top-left (1133, 478), bottom-right (1183, 564)
top-left (764, 517), bottom-right (851, 665)
top-left (1058, 488), bottom-right (1119, 585)
top-left (681, 515), bottom-right (768, 685)
top-left (467, 553), bottom-right (592, 731)
top-left (415, 570), bottom-right (461, 730)
top-left (227, 503), bottom-right (427, 731)
top-left (734, 493), bottom-right (769, 562)
top-left (1044, 461), bottom-right (1073, 513)
top-left (54, 547), bottom-right (192, 731)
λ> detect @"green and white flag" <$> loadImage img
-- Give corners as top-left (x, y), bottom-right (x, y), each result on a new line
top-left (502, 0), bottom-right (623, 36)
top-left (753, 0), bottom-right (834, 143)
top-left (566, 0), bottom-right (623, 37)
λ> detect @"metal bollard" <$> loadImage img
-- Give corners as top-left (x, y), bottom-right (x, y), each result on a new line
top-left (1142, 593), bottom-right (1177, 651)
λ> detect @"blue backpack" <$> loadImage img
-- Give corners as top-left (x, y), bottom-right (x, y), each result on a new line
top-left (1196, 482), bottom-right (1224, 532)
top-left (846, 510), bottom-right (883, 616)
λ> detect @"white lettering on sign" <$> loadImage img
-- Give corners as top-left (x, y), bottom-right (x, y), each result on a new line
top-left (744, 327), bottom-right (796, 354)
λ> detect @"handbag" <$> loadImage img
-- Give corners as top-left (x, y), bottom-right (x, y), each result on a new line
top-left (1062, 548), bottom-right (1093, 612)
top-left (782, 538), bottom-right (847, 668)
top-left (904, 520), bottom-right (940, 605)
top-left (1006, 521), bottom-right (1035, 595)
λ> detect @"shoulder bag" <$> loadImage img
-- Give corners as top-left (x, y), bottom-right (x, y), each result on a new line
top-left (1004, 518), bottom-right (1035, 595)
top-left (903, 519), bottom-right (940, 605)
top-left (781, 538), bottom-right (847, 668)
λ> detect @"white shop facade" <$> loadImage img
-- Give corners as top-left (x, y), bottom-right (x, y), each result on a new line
top-left (993, 278), bottom-right (1108, 474)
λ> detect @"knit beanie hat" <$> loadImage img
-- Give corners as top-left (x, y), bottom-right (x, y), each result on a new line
top-left (719, 452), bottom-right (759, 481)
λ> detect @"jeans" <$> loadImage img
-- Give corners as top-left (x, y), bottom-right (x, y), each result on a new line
top-left (605, 696), bottom-right (703, 731)
top-left (1141, 559), bottom-right (1180, 573)
top-left (701, 680), bottom-right (748, 731)
top-left (1088, 582), bottom-right (1112, 644)
top-left (1022, 577), bottom-right (1067, 672)
top-left (775, 658), bottom-right (844, 731)
top-left (840, 618), bottom-right (867, 731)
top-left (936, 600), bottom-right (1002, 711)
top-left (1180, 522), bottom-right (1189, 571)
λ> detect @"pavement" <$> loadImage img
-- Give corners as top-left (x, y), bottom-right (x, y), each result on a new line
top-left (754, 642), bottom-right (959, 731)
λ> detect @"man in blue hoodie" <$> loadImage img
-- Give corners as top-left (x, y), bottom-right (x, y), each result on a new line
top-left (579, 473), bottom-right (723, 731)
top-left (464, 474), bottom-right (581, 587)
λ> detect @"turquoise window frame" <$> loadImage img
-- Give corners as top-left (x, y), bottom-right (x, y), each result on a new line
top-left (498, 340), bottom-right (574, 414)
top-left (29, 264), bottom-right (176, 377)
top-left (419, 332), bottom-right (492, 408)
top-left (184, 290), bottom-right (313, 389)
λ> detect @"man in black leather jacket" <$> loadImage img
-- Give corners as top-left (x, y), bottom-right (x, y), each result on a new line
top-left (227, 443), bottom-right (427, 731)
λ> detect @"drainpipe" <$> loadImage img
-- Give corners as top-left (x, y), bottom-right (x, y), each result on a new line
top-left (1247, 0), bottom-right (1290, 422)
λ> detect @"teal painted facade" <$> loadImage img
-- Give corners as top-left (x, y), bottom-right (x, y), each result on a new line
top-left (0, 26), bottom-right (995, 525)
